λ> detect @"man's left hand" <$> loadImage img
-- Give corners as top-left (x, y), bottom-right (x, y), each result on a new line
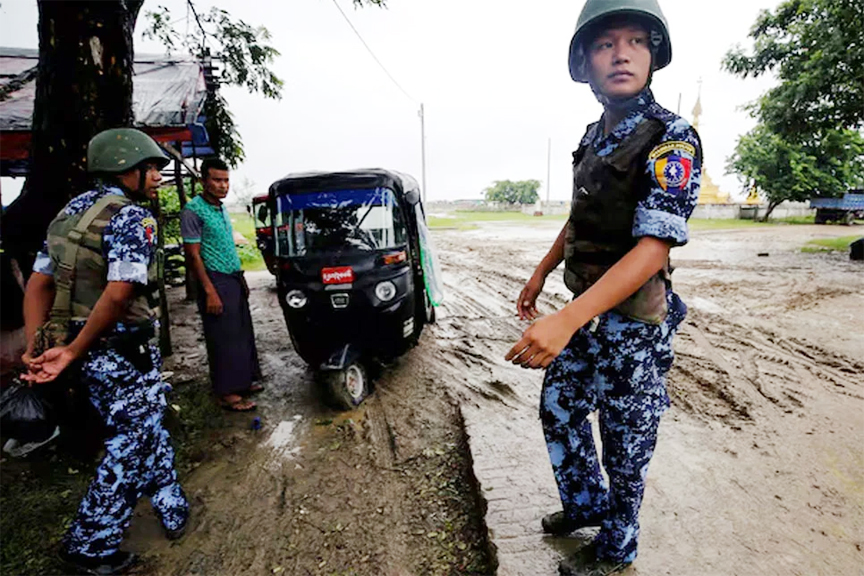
top-left (21, 346), bottom-right (78, 384)
top-left (505, 312), bottom-right (577, 369)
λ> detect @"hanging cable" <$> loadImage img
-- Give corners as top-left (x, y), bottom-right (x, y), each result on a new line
top-left (329, 0), bottom-right (416, 104)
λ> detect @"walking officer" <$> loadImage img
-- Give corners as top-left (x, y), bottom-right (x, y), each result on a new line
top-left (22, 128), bottom-right (189, 574)
top-left (506, 0), bottom-right (701, 574)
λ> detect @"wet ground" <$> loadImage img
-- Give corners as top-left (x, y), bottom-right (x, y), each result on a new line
top-left (122, 222), bottom-right (862, 575)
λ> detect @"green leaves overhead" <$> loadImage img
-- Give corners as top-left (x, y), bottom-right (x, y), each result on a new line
top-left (723, 0), bottom-right (863, 138)
top-left (723, 0), bottom-right (864, 215)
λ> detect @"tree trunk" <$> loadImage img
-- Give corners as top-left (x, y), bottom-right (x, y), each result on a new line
top-left (1, 0), bottom-right (144, 268)
top-left (762, 200), bottom-right (781, 222)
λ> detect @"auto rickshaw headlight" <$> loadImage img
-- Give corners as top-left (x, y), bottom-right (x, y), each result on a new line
top-left (375, 281), bottom-right (397, 302)
top-left (286, 289), bottom-right (307, 308)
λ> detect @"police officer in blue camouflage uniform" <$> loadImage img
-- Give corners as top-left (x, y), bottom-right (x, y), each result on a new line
top-left (22, 128), bottom-right (189, 575)
top-left (506, 0), bottom-right (701, 574)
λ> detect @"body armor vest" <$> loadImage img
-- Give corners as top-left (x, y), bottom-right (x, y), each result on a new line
top-left (43, 192), bottom-right (159, 345)
top-left (563, 118), bottom-right (669, 324)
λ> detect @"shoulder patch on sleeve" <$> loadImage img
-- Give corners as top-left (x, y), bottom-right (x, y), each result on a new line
top-left (649, 141), bottom-right (696, 160)
top-left (141, 216), bottom-right (158, 244)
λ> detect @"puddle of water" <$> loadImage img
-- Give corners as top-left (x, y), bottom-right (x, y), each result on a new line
top-left (263, 415), bottom-right (303, 464)
top-left (688, 296), bottom-right (726, 315)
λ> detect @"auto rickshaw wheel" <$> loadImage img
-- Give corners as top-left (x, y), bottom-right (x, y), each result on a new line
top-left (325, 362), bottom-right (369, 410)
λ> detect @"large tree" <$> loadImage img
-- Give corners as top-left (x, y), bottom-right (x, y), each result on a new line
top-left (723, 0), bottom-right (864, 217)
top-left (724, 0), bottom-right (863, 139)
top-left (2, 0), bottom-right (385, 265)
top-left (2, 0), bottom-right (144, 267)
top-left (726, 125), bottom-right (864, 217)
top-left (483, 180), bottom-right (541, 205)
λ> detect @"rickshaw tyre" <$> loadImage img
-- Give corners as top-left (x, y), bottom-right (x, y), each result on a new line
top-left (325, 363), bottom-right (369, 411)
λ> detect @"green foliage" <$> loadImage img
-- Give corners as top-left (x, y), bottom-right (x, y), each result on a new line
top-left (158, 185), bottom-right (184, 243)
top-left (236, 242), bottom-right (266, 271)
top-left (143, 3), bottom-right (284, 167)
top-left (726, 125), bottom-right (864, 213)
top-left (483, 180), bottom-right (541, 205)
top-left (723, 0), bottom-right (863, 138)
top-left (143, 1), bottom-right (388, 167)
top-left (723, 0), bottom-right (864, 216)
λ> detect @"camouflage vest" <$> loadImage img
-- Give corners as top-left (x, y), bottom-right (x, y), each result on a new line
top-left (41, 192), bottom-right (158, 348)
top-left (563, 118), bottom-right (669, 324)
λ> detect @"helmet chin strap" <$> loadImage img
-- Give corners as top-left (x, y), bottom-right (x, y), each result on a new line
top-left (138, 167), bottom-right (148, 199)
top-left (587, 28), bottom-right (662, 111)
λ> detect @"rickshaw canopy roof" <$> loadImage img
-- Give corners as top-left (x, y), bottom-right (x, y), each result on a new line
top-left (269, 169), bottom-right (421, 206)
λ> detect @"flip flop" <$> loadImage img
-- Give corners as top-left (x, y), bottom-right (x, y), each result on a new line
top-left (219, 396), bottom-right (257, 412)
top-left (244, 384), bottom-right (265, 395)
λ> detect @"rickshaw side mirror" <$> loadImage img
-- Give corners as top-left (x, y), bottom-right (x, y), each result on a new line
top-left (404, 190), bottom-right (420, 205)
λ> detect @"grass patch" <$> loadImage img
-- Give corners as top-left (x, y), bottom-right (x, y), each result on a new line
top-left (0, 451), bottom-right (91, 575)
top-left (0, 377), bottom-right (225, 575)
top-left (427, 210), bottom-right (567, 229)
top-left (774, 215), bottom-right (816, 225)
top-left (229, 214), bottom-right (266, 271)
top-left (801, 236), bottom-right (859, 253)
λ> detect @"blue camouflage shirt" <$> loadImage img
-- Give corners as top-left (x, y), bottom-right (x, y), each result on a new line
top-left (33, 185), bottom-right (157, 332)
top-left (582, 88), bottom-right (702, 247)
top-left (580, 88), bottom-right (701, 324)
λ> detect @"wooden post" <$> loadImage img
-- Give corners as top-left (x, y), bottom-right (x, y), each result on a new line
top-left (174, 144), bottom-right (188, 208)
top-left (151, 193), bottom-right (172, 356)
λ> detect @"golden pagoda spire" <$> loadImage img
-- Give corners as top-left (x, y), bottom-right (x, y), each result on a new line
top-left (692, 79), bottom-right (730, 205)
top-left (692, 78), bottom-right (703, 131)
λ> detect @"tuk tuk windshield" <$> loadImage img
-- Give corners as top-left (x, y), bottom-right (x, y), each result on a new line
top-left (274, 187), bottom-right (406, 256)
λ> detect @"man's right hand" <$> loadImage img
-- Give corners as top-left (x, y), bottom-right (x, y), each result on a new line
top-left (206, 291), bottom-right (224, 315)
top-left (21, 345), bottom-right (78, 384)
top-left (517, 273), bottom-right (546, 321)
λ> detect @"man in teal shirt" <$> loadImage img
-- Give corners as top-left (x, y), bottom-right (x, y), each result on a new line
top-left (181, 158), bottom-right (261, 411)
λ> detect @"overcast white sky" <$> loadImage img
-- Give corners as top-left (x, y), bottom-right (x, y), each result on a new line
top-left (0, 0), bottom-right (780, 204)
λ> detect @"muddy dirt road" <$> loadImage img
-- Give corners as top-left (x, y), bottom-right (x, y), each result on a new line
top-left (128, 222), bottom-right (862, 576)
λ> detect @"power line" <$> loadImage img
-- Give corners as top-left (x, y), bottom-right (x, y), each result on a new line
top-left (329, 0), bottom-right (415, 103)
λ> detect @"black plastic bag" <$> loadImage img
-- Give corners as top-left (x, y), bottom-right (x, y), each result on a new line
top-left (0, 384), bottom-right (56, 444)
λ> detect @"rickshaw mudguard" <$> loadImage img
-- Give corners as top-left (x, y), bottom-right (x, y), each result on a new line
top-left (320, 344), bottom-right (363, 371)
top-left (416, 210), bottom-right (444, 307)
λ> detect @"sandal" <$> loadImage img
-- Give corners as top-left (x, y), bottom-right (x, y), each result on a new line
top-left (244, 384), bottom-right (265, 395)
top-left (219, 395), bottom-right (257, 412)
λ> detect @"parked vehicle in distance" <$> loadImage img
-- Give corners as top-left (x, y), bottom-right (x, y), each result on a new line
top-left (810, 191), bottom-right (864, 225)
top-left (251, 194), bottom-right (277, 275)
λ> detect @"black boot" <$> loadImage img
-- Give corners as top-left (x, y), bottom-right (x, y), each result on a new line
top-left (59, 550), bottom-right (137, 575)
top-left (558, 542), bottom-right (631, 576)
top-left (164, 518), bottom-right (187, 541)
top-left (542, 510), bottom-right (605, 535)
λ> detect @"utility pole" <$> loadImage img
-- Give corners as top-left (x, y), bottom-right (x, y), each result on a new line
top-left (419, 103), bottom-right (427, 204)
top-left (546, 137), bottom-right (551, 212)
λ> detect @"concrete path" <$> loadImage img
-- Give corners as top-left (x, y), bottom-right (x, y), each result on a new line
top-left (462, 402), bottom-right (588, 576)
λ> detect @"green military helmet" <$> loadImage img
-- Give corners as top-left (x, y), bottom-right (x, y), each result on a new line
top-left (87, 128), bottom-right (170, 174)
top-left (568, 0), bottom-right (671, 83)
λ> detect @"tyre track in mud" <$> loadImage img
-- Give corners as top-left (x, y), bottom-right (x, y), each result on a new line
top-left (129, 223), bottom-right (862, 575)
top-left (431, 223), bottom-right (864, 575)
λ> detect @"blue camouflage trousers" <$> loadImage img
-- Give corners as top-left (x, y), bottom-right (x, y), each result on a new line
top-left (540, 296), bottom-right (684, 563)
top-left (63, 343), bottom-right (188, 559)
